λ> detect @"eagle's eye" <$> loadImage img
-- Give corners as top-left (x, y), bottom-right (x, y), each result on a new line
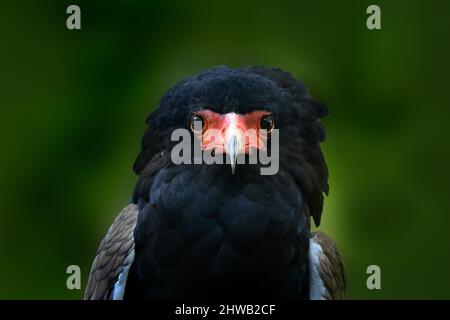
top-left (259, 114), bottom-right (275, 132)
top-left (190, 114), bottom-right (206, 133)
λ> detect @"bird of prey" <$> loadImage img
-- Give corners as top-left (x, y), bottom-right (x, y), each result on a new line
top-left (84, 66), bottom-right (346, 300)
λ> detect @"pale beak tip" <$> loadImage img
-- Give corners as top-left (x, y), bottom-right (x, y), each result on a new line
top-left (225, 124), bottom-right (243, 176)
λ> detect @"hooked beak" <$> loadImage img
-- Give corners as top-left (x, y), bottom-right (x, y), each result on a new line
top-left (225, 119), bottom-right (245, 175)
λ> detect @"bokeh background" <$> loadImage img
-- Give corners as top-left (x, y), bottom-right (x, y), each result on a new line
top-left (1, 0), bottom-right (450, 299)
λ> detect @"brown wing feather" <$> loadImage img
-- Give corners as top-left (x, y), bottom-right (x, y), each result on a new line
top-left (311, 231), bottom-right (347, 299)
top-left (84, 204), bottom-right (138, 300)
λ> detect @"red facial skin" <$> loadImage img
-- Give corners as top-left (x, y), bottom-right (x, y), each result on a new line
top-left (192, 109), bottom-right (272, 155)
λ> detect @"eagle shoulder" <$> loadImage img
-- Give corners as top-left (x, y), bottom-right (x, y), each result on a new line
top-left (84, 204), bottom-right (138, 300)
top-left (309, 231), bottom-right (347, 300)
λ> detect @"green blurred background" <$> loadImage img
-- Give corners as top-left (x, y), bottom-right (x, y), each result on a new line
top-left (1, 0), bottom-right (450, 299)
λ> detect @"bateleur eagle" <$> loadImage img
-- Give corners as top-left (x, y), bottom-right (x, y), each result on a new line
top-left (84, 66), bottom-right (347, 300)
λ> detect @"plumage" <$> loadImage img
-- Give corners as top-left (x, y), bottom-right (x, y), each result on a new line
top-left (84, 66), bottom-right (347, 300)
top-left (309, 232), bottom-right (347, 299)
top-left (84, 204), bottom-right (138, 300)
